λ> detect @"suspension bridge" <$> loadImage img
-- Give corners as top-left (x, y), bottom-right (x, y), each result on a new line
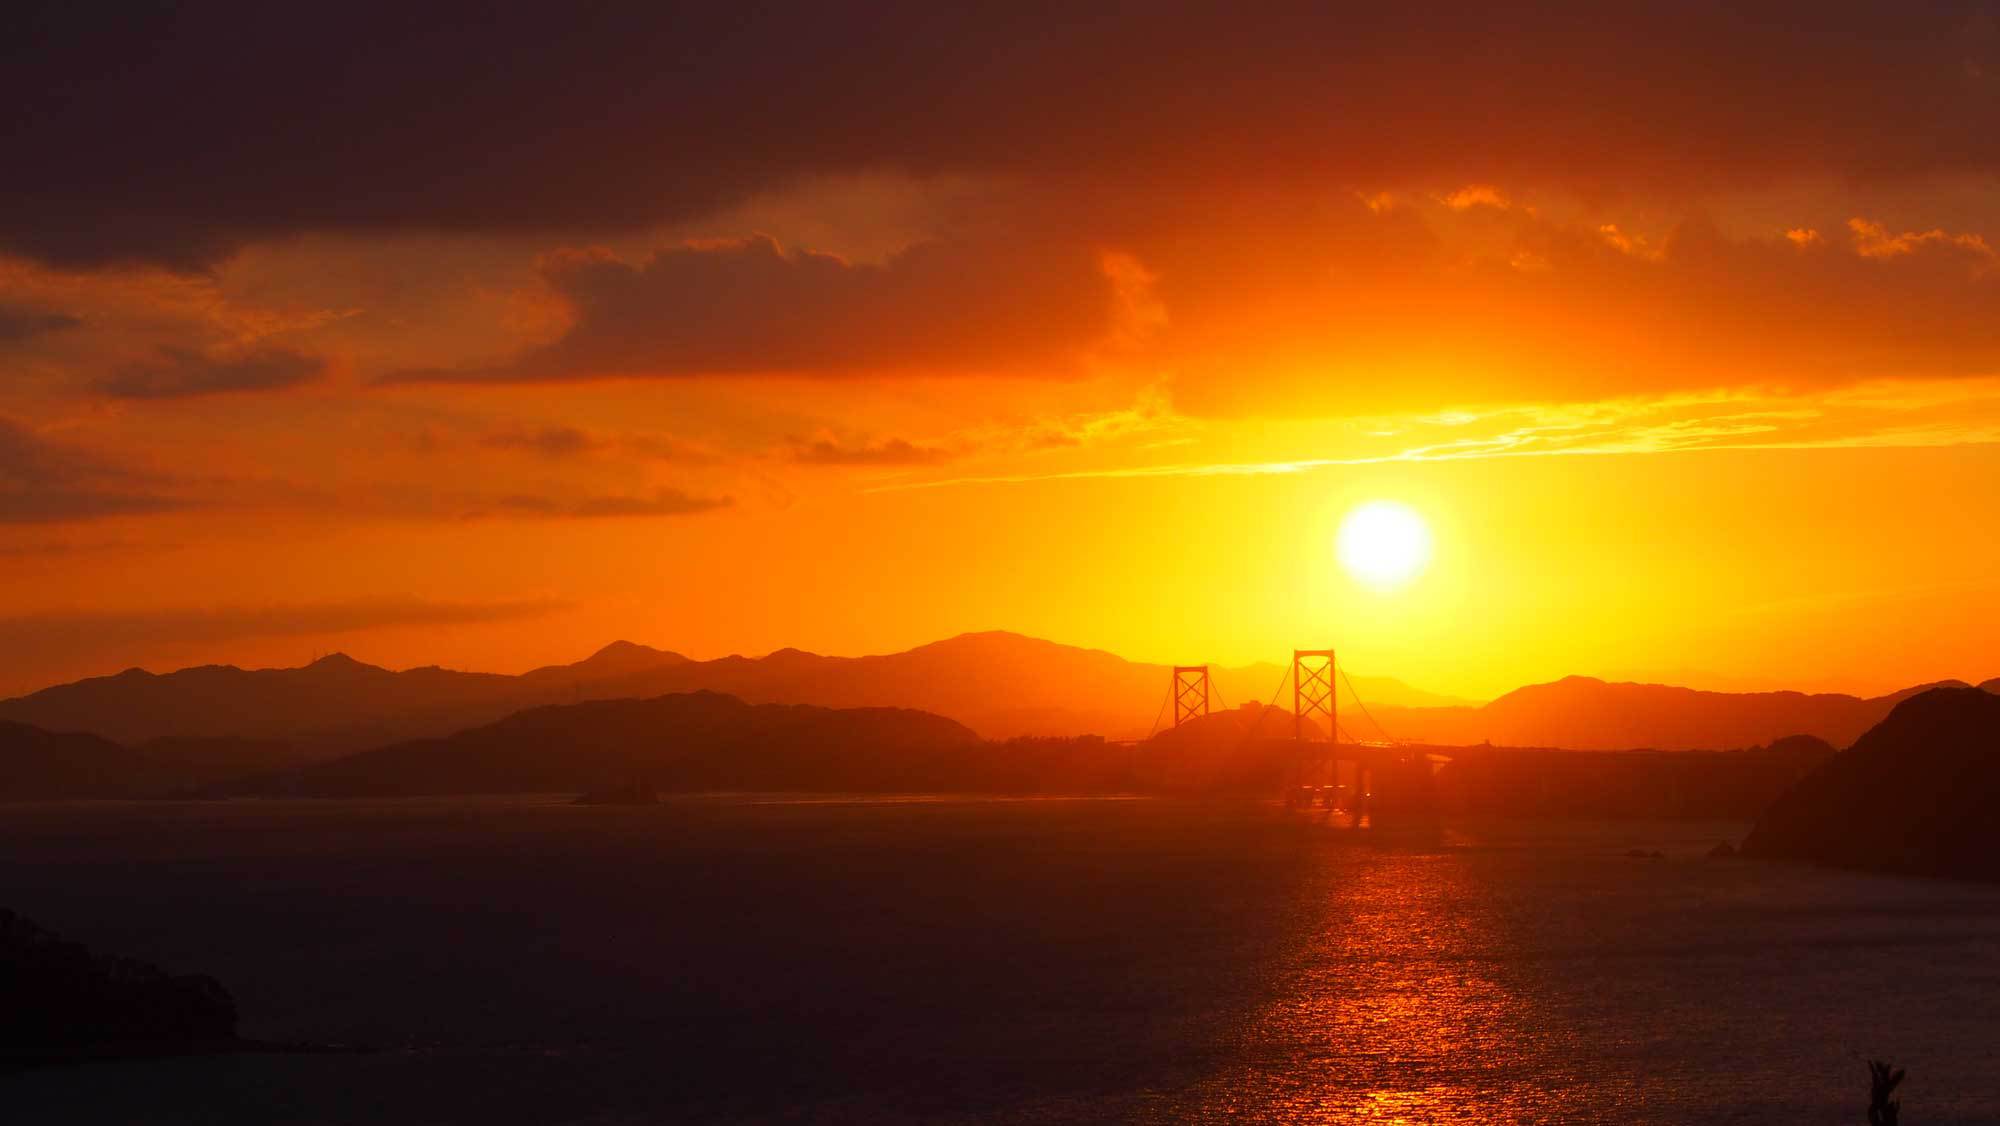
top-left (1144, 647), bottom-right (1443, 827)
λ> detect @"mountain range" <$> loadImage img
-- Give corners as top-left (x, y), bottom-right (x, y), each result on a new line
top-left (0, 632), bottom-right (1991, 771)
top-left (0, 632), bottom-right (1454, 757)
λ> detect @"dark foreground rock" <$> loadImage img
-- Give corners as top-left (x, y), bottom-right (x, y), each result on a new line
top-left (1743, 687), bottom-right (2000, 881)
top-left (1, 908), bottom-right (237, 1069)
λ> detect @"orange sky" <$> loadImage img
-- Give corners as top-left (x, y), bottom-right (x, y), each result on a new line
top-left (2, 5), bottom-right (1997, 700)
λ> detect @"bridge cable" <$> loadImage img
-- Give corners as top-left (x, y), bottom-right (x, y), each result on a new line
top-left (1143, 679), bottom-right (1172, 740)
top-left (1338, 665), bottom-right (1397, 744)
top-left (1229, 662), bottom-right (1294, 755)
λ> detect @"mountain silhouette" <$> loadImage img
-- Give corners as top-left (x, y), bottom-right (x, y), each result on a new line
top-left (233, 691), bottom-right (986, 797)
top-left (0, 632), bottom-right (1450, 756)
top-left (1369, 676), bottom-right (1993, 752)
top-left (0, 722), bottom-right (145, 799)
top-left (3, 633), bottom-right (1990, 760)
top-left (0, 721), bottom-right (294, 800)
top-left (0, 654), bottom-right (522, 759)
top-left (520, 640), bottom-right (690, 682)
top-left (1742, 687), bottom-right (2000, 880)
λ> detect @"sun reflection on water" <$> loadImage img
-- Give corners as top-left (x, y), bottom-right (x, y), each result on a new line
top-left (1189, 834), bottom-right (1569, 1122)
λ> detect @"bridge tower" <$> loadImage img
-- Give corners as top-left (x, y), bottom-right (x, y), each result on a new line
top-left (1171, 665), bottom-right (1210, 727)
top-left (1293, 649), bottom-right (1336, 742)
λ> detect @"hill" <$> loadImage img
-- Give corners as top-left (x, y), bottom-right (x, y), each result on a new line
top-left (0, 632), bottom-right (1452, 755)
top-left (1146, 701), bottom-right (1327, 745)
top-left (0, 723), bottom-right (148, 800)
top-left (1742, 688), bottom-right (2000, 880)
top-left (0, 721), bottom-right (295, 800)
top-left (235, 691), bottom-right (991, 797)
top-left (1369, 676), bottom-right (1992, 752)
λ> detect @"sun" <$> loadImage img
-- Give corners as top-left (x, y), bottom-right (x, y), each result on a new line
top-left (1336, 501), bottom-right (1433, 590)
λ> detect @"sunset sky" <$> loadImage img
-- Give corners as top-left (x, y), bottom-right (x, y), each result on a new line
top-left (3, 3), bottom-right (1997, 700)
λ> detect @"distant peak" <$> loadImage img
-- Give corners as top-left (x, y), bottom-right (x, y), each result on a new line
top-left (303, 652), bottom-right (387, 676)
top-left (1881, 679), bottom-right (1975, 704)
top-left (575, 640), bottom-right (686, 669)
top-left (591, 640), bottom-right (658, 659)
top-left (915, 631), bottom-right (1060, 653)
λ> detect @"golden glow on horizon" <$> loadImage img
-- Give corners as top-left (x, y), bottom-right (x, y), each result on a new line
top-left (1336, 501), bottom-right (1433, 592)
top-left (2, 174), bottom-right (1999, 702)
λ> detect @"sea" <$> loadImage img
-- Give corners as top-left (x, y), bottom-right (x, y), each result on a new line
top-left (3, 796), bottom-right (1997, 1124)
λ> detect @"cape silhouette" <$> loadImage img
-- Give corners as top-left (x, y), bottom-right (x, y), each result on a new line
top-left (1, 908), bottom-right (236, 1068)
top-left (1743, 687), bottom-right (2000, 880)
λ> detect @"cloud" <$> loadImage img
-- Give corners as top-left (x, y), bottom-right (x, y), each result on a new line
top-left (94, 346), bottom-right (326, 399)
top-left (790, 436), bottom-right (954, 467)
top-left (479, 425), bottom-right (601, 458)
top-left (476, 489), bottom-right (732, 520)
top-left (0, 303), bottom-right (79, 342)
top-left (1127, 197), bottom-right (2000, 417)
top-left (1441, 185), bottom-right (1509, 211)
top-left (392, 234), bottom-right (1125, 382)
top-left (0, 417), bottom-right (183, 522)
top-left (873, 378), bottom-right (2000, 490)
top-left (9, 3), bottom-right (1999, 269)
top-left (1848, 217), bottom-right (1996, 261)
top-left (450, 423), bottom-right (719, 464)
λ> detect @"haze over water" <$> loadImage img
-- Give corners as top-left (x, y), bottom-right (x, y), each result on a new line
top-left (6, 797), bottom-right (1997, 1124)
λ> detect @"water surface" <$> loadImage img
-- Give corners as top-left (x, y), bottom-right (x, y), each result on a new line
top-left (3, 796), bottom-right (1996, 1123)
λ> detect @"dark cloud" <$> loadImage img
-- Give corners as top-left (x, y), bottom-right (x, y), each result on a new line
top-left (94, 347), bottom-right (326, 399)
top-left (392, 234), bottom-right (1121, 381)
top-left (480, 489), bottom-right (732, 520)
top-left (791, 436), bottom-right (953, 466)
top-left (0, 487), bottom-right (181, 524)
top-left (479, 425), bottom-right (601, 458)
top-left (0, 417), bottom-right (183, 522)
top-left (7, 2), bottom-right (1997, 270)
top-left (474, 425), bottom-right (724, 464)
top-left (0, 304), bottom-right (79, 342)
